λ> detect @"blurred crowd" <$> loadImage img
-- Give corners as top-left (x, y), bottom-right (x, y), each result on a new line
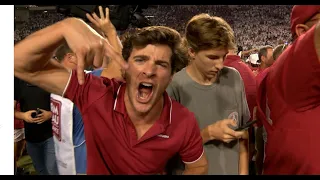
top-left (14, 12), bottom-right (65, 42)
top-left (14, 5), bottom-right (293, 50)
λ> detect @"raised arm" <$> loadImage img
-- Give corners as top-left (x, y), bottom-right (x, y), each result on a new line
top-left (86, 6), bottom-right (123, 78)
top-left (86, 6), bottom-right (123, 54)
top-left (14, 17), bottom-right (127, 96)
top-left (14, 19), bottom-right (69, 95)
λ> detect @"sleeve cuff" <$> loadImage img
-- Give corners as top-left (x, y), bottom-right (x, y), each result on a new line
top-left (182, 148), bottom-right (204, 164)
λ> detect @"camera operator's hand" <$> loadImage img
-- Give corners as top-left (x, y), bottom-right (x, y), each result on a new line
top-left (22, 110), bottom-right (41, 123)
top-left (86, 6), bottom-right (116, 37)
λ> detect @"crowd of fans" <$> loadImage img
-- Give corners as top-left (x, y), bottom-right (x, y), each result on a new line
top-left (14, 5), bottom-right (293, 50)
top-left (14, 11), bottom-right (64, 42)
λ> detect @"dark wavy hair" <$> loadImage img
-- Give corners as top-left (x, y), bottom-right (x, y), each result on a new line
top-left (121, 26), bottom-right (188, 74)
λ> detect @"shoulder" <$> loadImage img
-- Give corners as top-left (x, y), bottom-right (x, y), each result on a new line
top-left (220, 67), bottom-right (246, 94)
top-left (168, 68), bottom-right (188, 90)
top-left (221, 66), bottom-right (242, 81)
top-left (170, 98), bottom-right (197, 125)
top-left (235, 62), bottom-right (256, 82)
top-left (172, 68), bottom-right (187, 81)
top-left (237, 61), bottom-right (255, 73)
top-left (68, 70), bottom-right (124, 97)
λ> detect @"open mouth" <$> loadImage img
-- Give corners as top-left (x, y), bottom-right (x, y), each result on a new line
top-left (137, 82), bottom-right (153, 103)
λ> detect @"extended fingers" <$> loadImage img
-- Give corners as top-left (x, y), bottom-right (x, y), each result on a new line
top-left (105, 7), bottom-right (110, 20)
top-left (86, 13), bottom-right (99, 28)
top-left (75, 50), bottom-right (86, 85)
top-left (92, 13), bottom-right (101, 23)
top-left (99, 6), bottom-right (105, 20)
top-left (92, 39), bottom-right (104, 68)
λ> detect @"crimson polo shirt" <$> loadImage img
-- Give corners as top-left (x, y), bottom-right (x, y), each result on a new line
top-left (255, 67), bottom-right (265, 75)
top-left (63, 71), bottom-right (204, 175)
top-left (224, 55), bottom-right (257, 122)
top-left (257, 25), bottom-right (320, 174)
top-left (255, 68), bottom-right (270, 128)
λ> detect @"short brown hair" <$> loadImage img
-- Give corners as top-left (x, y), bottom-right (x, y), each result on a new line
top-left (121, 26), bottom-right (188, 74)
top-left (185, 14), bottom-right (235, 52)
top-left (273, 44), bottom-right (288, 60)
top-left (258, 45), bottom-right (273, 61)
top-left (55, 42), bottom-right (73, 62)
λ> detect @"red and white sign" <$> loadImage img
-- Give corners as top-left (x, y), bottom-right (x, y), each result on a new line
top-left (51, 93), bottom-right (76, 174)
top-left (51, 98), bottom-right (62, 141)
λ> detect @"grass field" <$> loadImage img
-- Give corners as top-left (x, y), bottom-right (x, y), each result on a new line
top-left (17, 155), bottom-right (37, 175)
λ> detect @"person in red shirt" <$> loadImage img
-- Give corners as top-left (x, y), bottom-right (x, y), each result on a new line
top-left (255, 45), bottom-right (274, 76)
top-left (14, 18), bottom-right (208, 174)
top-left (224, 46), bottom-right (257, 174)
top-left (14, 102), bottom-right (25, 175)
top-left (225, 46), bottom-right (257, 123)
top-left (272, 43), bottom-right (288, 61)
top-left (247, 53), bottom-right (260, 75)
top-left (254, 43), bottom-right (286, 174)
top-left (257, 5), bottom-right (320, 174)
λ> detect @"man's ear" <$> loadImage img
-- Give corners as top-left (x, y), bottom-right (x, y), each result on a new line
top-left (169, 74), bottom-right (173, 84)
top-left (261, 56), bottom-right (266, 63)
top-left (65, 53), bottom-right (75, 62)
top-left (295, 24), bottom-right (310, 37)
top-left (188, 47), bottom-right (196, 60)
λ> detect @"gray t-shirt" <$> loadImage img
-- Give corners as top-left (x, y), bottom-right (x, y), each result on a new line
top-left (166, 67), bottom-right (250, 175)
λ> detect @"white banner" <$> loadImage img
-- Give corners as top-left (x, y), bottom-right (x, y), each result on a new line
top-left (51, 94), bottom-right (76, 175)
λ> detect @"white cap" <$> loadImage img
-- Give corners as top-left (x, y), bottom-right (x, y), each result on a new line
top-left (249, 53), bottom-right (260, 65)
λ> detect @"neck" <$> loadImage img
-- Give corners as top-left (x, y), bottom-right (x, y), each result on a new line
top-left (186, 63), bottom-right (217, 85)
top-left (61, 61), bottom-right (72, 71)
top-left (124, 88), bottom-right (163, 125)
top-left (100, 62), bottom-right (123, 79)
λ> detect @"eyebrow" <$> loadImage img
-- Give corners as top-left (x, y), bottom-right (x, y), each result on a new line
top-left (206, 54), bottom-right (227, 58)
top-left (206, 55), bottom-right (220, 58)
top-left (133, 55), bottom-right (149, 60)
top-left (133, 55), bottom-right (170, 65)
top-left (155, 60), bottom-right (170, 66)
top-left (309, 17), bottom-right (320, 22)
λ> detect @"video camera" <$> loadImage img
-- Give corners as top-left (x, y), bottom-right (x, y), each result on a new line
top-left (56, 5), bottom-right (151, 31)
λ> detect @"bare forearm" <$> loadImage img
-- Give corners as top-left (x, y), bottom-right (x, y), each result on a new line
top-left (103, 31), bottom-right (123, 77)
top-left (105, 31), bottom-right (122, 53)
top-left (239, 138), bottom-right (249, 175)
top-left (14, 18), bottom-right (66, 76)
top-left (14, 110), bottom-right (25, 121)
top-left (45, 111), bottom-right (53, 121)
top-left (201, 126), bottom-right (214, 144)
top-left (14, 18), bottom-right (77, 95)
